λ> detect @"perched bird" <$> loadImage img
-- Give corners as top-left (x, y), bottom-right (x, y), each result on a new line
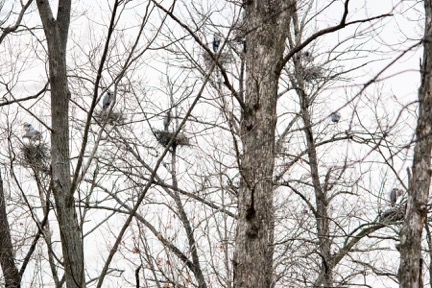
top-left (213, 33), bottom-right (221, 53)
top-left (302, 51), bottom-right (314, 63)
top-left (22, 123), bottom-right (42, 142)
top-left (163, 110), bottom-right (172, 131)
top-left (102, 91), bottom-right (113, 111)
top-left (330, 112), bottom-right (341, 123)
top-left (389, 188), bottom-right (402, 206)
top-left (23, 123), bottom-right (31, 133)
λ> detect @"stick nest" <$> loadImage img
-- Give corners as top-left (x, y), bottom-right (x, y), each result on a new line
top-left (154, 130), bottom-right (190, 147)
top-left (20, 142), bottom-right (50, 172)
top-left (380, 205), bottom-right (405, 222)
top-left (303, 66), bottom-right (324, 82)
top-left (202, 52), bottom-right (233, 70)
top-left (95, 110), bottom-right (126, 125)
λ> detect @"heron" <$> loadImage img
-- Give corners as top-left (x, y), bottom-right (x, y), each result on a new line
top-left (302, 51), bottom-right (314, 63)
top-left (102, 91), bottom-right (113, 111)
top-left (213, 33), bottom-right (221, 53)
top-left (163, 110), bottom-right (172, 131)
top-left (330, 112), bottom-right (341, 123)
top-left (389, 188), bottom-right (402, 206)
top-left (22, 123), bottom-right (42, 142)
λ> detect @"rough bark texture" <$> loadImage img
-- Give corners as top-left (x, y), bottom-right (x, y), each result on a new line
top-left (233, 1), bottom-right (291, 287)
top-left (36, 1), bottom-right (85, 287)
top-left (300, 96), bottom-right (332, 287)
top-left (0, 170), bottom-right (21, 288)
top-left (398, 0), bottom-right (432, 286)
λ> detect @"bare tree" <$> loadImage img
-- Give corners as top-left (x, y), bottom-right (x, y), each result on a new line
top-left (233, 1), bottom-right (292, 287)
top-left (398, 0), bottom-right (432, 286)
top-left (0, 1), bottom-right (429, 287)
top-left (35, 1), bottom-right (85, 287)
top-left (0, 168), bottom-right (20, 288)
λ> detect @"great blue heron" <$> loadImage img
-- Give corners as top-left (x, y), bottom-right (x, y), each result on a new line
top-left (22, 123), bottom-right (42, 142)
top-left (389, 188), bottom-right (402, 206)
top-left (330, 112), bottom-right (341, 123)
top-left (163, 110), bottom-right (172, 131)
top-left (302, 51), bottom-right (314, 63)
top-left (213, 33), bottom-right (221, 53)
top-left (102, 91), bottom-right (113, 110)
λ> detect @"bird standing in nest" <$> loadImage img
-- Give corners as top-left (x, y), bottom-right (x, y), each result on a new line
top-left (213, 33), bottom-right (221, 53)
top-left (163, 110), bottom-right (172, 131)
top-left (23, 123), bottom-right (42, 142)
top-left (102, 90), bottom-right (114, 114)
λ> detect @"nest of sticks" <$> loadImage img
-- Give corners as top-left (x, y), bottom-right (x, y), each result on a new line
top-left (154, 130), bottom-right (190, 148)
top-left (303, 66), bottom-right (324, 82)
top-left (21, 142), bottom-right (50, 172)
top-left (202, 51), bottom-right (233, 70)
top-left (95, 110), bottom-right (126, 125)
top-left (380, 204), bottom-right (406, 222)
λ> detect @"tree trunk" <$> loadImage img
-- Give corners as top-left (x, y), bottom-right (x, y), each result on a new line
top-left (300, 96), bottom-right (333, 287)
top-left (233, 1), bottom-right (291, 287)
top-left (35, 1), bottom-right (85, 287)
top-left (0, 169), bottom-right (21, 288)
top-left (398, 0), bottom-right (432, 286)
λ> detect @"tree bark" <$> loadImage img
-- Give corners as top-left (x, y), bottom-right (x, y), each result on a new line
top-left (233, 1), bottom-right (291, 287)
top-left (35, 1), bottom-right (85, 287)
top-left (300, 95), bottom-right (333, 287)
top-left (0, 169), bottom-right (21, 288)
top-left (398, 0), bottom-right (432, 286)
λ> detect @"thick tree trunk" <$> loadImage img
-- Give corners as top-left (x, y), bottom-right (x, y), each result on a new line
top-left (233, 1), bottom-right (291, 287)
top-left (0, 169), bottom-right (21, 288)
top-left (36, 1), bottom-right (85, 287)
top-left (398, 0), bottom-right (432, 286)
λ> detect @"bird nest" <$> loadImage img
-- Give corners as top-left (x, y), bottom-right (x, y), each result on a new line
top-left (20, 142), bottom-right (50, 172)
top-left (154, 130), bottom-right (190, 147)
top-left (303, 66), bottom-right (324, 82)
top-left (95, 110), bottom-right (126, 125)
top-left (202, 52), bottom-right (233, 70)
top-left (380, 205), bottom-right (405, 222)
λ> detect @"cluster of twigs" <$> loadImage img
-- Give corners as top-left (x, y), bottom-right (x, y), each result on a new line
top-left (21, 142), bottom-right (50, 173)
top-left (154, 130), bottom-right (190, 148)
top-left (202, 51), bottom-right (233, 70)
top-left (95, 110), bottom-right (126, 125)
top-left (380, 204), bottom-right (406, 222)
top-left (303, 66), bottom-right (324, 82)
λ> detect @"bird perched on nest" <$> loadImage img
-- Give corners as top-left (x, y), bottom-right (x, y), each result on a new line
top-left (389, 188), bottom-right (403, 206)
top-left (213, 33), bottom-right (221, 53)
top-left (301, 51), bottom-right (314, 63)
top-left (163, 110), bottom-right (172, 131)
top-left (330, 112), bottom-right (341, 123)
top-left (22, 123), bottom-right (42, 142)
top-left (102, 90), bottom-right (113, 111)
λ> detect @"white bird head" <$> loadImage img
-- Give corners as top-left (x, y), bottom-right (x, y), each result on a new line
top-left (23, 122), bottom-right (32, 132)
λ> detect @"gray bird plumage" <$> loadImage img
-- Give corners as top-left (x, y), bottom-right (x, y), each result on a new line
top-left (102, 91), bottom-right (113, 110)
top-left (330, 112), bottom-right (341, 123)
top-left (302, 51), bottom-right (314, 63)
top-left (22, 123), bottom-right (42, 141)
top-left (163, 110), bottom-right (172, 131)
top-left (213, 33), bottom-right (221, 53)
top-left (389, 188), bottom-right (402, 206)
